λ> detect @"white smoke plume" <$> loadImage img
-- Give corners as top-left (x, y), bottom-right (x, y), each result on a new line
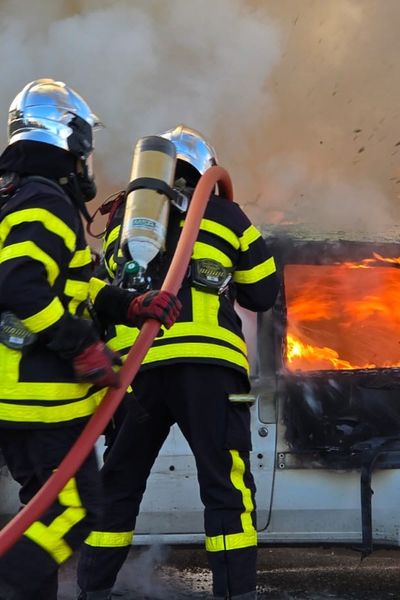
top-left (112, 544), bottom-right (209, 599)
top-left (0, 0), bottom-right (280, 223)
top-left (0, 0), bottom-right (399, 234)
top-left (249, 0), bottom-right (400, 233)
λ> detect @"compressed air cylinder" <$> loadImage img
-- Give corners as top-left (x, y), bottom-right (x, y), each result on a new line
top-left (120, 136), bottom-right (177, 270)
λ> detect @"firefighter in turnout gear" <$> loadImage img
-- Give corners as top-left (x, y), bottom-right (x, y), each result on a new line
top-left (0, 80), bottom-right (180, 600)
top-left (76, 125), bottom-right (279, 600)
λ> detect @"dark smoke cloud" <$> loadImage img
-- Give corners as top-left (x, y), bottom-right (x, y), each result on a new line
top-left (0, 0), bottom-right (399, 234)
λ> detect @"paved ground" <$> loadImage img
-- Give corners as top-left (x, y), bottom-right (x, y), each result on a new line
top-left (58, 545), bottom-right (400, 599)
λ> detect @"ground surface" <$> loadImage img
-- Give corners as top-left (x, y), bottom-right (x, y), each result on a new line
top-left (58, 545), bottom-right (400, 599)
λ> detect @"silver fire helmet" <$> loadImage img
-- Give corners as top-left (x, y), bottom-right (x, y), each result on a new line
top-left (7, 78), bottom-right (102, 159)
top-left (160, 124), bottom-right (217, 175)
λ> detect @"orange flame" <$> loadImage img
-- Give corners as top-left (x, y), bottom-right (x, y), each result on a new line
top-left (284, 258), bottom-right (400, 372)
top-left (339, 252), bottom-right (400, 269)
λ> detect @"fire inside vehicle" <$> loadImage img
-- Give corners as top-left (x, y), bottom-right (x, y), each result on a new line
top-left (1, 226), bottom-right (400, 557)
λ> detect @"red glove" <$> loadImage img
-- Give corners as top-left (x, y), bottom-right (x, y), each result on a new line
top-left (72, 341), bottom-right (122, 388)
top-left (127, 290), bottom-right (182, 329)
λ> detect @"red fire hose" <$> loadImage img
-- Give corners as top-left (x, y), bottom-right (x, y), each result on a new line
top-left (0, 165), bottom-right (233, 556)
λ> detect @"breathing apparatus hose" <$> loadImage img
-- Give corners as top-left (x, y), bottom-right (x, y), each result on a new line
top-left (0, 165), bottom-right (233, 556)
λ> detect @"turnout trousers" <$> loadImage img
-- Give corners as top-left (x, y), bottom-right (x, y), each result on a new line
top-left (0, 423), bottom-right (103, 600)
top-left (78, 363), bottom-right (258, 599)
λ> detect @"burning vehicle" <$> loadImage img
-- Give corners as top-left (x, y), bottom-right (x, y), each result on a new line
top-left (1, 226), bottom-right (400, 556)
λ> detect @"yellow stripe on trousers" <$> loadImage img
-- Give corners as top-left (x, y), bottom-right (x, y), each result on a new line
top-left (205, 450), bottom-right (257, 552)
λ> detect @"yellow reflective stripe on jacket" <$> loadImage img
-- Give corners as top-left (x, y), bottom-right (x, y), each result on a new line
top-left (24, 477), bottom-right (86, 564)
top-left (21, 297), bottom-right (65, 333)
top-left (64, 279), bottom-right (90, 301)
top-left (68, 297), bottom-right (83, 315)
top-left (107, 249), bottom-right (124, 277)
top-left (191, 287), bottom-right (219, 324)
top-left (133, 342), bottom-right (248, 372)
top-left (106, 256), bottom-right (116, 278)
top-left (104, 225), bottom-right (120, 251)
top-left (85, 530), bottom-right (134, 548)
top-left (0, 208), bottom-right (77, 253)
top-left (0, 374), bottom-right (94, 400)
top-left (88, 277), bottom-right (107, 303)
top-left (0, 389), bottom-right (107, 424)
top-left (64, 279), bottom-right (90, 314)
top-left (106, 251), bottom-right (121, 277)
top-left (104, 225), bottom-right (121, 276)
top-left (0, 335), bottom-right (110, 401)
top-left (197, 218), bottom-right (240, 250)
top-left (143, 343), bottom-right (247, 371)
top-left (239, 224), bottom-right (262, 252)
top-left (68, 247), bottom-right (92, 268)
top-left (0, 343), bottom-right (101, 399)
top-left (0, 241), bottom-right (59, 284)
top-left (192, 241), bottom-right (232, 267)
top-left (205, 450), bottom-right (257, 553)
top-left (108, 322), bottom-right (248, 358)
top-left (234, 256), bottom-right (276, 284)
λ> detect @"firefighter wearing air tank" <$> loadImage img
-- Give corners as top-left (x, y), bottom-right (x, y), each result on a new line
top-left (0, 80), bottom-right (180, 600)
top-left (77, 125), bottom-right (279, 600)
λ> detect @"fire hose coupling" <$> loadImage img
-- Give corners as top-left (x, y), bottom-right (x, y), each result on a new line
top-left (228, 393), bottom-right (257, 405)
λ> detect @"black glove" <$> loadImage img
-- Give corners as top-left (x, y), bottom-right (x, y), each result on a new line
top-left (45, 312), bottom-right (99, 359)
top-left (93, 284), bottom-right (181, 329)
top-left (92, 283), bottom-right (139, 326)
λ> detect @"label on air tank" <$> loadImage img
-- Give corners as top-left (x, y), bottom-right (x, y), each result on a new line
top-left (129, 217), bottom-right (166, 238)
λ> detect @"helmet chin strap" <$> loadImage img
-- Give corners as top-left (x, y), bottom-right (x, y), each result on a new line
top-left (77, 160), bottom-right (97, 201)
top-left (59, 171), bottom-right (94, 223)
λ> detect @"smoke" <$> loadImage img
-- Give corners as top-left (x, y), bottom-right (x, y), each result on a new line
top-left (0, 0), bottom-right (399, 234)
top-left (0, 0), bottom-right (280, 214)
top-left (112, 544), bottom-right (212, 599)
top-left (248, 0), bottom-right (400, 233)
top-left (113, 544), bottom-right (171, 598)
